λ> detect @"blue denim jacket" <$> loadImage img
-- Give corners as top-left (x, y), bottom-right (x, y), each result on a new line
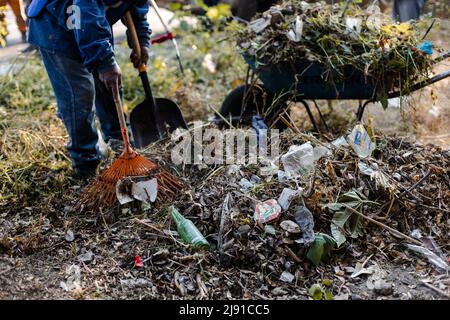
top-left (28, 0), bottom-right (151, 73)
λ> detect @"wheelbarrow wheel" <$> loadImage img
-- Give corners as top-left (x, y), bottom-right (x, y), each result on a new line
top-left (217, 85), bottom-right (287, 130)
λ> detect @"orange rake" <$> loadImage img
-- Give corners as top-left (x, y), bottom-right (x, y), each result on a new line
top-left (80, 81), bottom-right (182, 209)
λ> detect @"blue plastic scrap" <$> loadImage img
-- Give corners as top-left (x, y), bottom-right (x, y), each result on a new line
top-left (417, 41), bottom-right (433, 55)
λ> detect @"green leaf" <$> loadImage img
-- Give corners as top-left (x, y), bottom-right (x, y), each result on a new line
top-left (307, 233), bottom-right (336, 266)
top-left (347, 213), bottom-right (364, 239)
top-left (327, 191), bottom-right (368, 246)
top-left (168, 3), bottom-right (182, 11)
top-left (337, 191), bottom-right (362, 203)
top-left (195, 0), bottom-right (208, 10)
top-left (179, 20), bottom-right (190, 32)
top-left (322, 278), bottom-right (333, 287)
top-left (308, 284), bottom-right (323, 300)
top-left (379, 92), bottom-right (388, 110)
top-left (331, 210), bottom-right (352, 247)
top-left (325, 289), bottom-right (334, 300)
top-left (323, 203), bottom-right (346, 211)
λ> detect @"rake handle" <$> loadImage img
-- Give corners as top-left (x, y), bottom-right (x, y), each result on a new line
top-left (112, 82), bottom-right (132, 153)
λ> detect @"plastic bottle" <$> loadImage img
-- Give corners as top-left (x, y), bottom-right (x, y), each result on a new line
top-left (170, 206), bottom-right (210, 249)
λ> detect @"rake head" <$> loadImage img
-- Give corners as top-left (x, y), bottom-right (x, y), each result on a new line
top-left (80, 149), bottom-right (182, 209)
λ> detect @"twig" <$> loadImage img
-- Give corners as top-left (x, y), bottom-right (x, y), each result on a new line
top-left (421, 19), bottom-right (436, 41)
top-left (398, 170), bottom-right (431, 198)
top-left (420, 280), bottom-right (450, 299)
top-left (208, 104), bottom-right (235, 129)
top-left (134, 218), bottom-right (187, 247)
top-left (377, 170), bottom-right (431, 215)
top-left (284, 246), bottom-right (301, 263)
top-left (0, 266), bottom-right (12, 276)
top-left (196, 273), bottom-right (209, 299)
top-left (343, 205), bottom-right (422, 245)
top-left (251, 291), bottom-right (269, 300)
top-left (218, 193), bottom-right (233, 255)
top-left (99, 207), bottom-right (111, 233)
top-left (134, 218), bottom-right (163, 233)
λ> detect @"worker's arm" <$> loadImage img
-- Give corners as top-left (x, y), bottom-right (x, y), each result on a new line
top-left (72, 0), bottom-right (116, 74)
top-left (125, 0), bottom-right (152, 68)
top-left (128, 0), bottom-right (151, 49)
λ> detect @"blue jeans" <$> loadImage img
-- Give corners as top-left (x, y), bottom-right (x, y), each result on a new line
top-left (393, 0), bottom-right (425, 22)
top-left (40, 48), bottom-right (122, 171)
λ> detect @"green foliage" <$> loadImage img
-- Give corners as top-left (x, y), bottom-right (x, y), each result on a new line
top-left (324, 190), bottom-right (378, 247)
top-left (306, 233), bottom-right (336, 266)
top-left (308, 279), bottom-right (334, 300)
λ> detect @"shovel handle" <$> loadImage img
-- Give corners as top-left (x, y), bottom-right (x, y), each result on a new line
top-left (125, 11), bottom-right (153, 98)
top-left (125, 11), bottom-right (142, 61)
top-left (125, 11), bottom-right (165, 140)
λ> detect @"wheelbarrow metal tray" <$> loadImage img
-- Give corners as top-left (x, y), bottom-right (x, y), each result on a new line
top-left (244, 55), bottom-right (378, 100)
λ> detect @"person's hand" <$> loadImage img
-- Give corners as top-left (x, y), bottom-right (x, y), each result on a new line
top-left (130, 46), bottom-right (149, 69)
top-left (99, 64), bottom-right (122, 90)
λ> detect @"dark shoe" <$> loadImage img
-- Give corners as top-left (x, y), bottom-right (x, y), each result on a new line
top-left (73, 166), bottom-right (97, 180)
top-left (21, 44), bottom-right (37, 53)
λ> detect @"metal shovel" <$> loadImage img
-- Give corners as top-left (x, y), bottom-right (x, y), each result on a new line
top-left (125, 12), bottom-right (187, 149)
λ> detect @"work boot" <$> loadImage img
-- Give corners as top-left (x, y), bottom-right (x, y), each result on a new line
top-left (21, 44), bottom-right (37, 53)
top-left (73, 165), bottom-right (98, 180)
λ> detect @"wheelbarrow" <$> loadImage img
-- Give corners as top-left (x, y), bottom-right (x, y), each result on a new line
top-left (216, 51), bottom-right (450, 131)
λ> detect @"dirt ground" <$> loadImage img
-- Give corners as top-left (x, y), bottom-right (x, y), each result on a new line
top-left (0, 5), bottom-right (449, 300)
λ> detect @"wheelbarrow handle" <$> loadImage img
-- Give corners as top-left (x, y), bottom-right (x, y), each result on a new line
top-left (387, 51), bottom-right (450, 98)
top-left (151, 32), bottom-right (175, 44)
top-left (148, 0), bottom-right (184, 75)
top-left (388, 69), bottom-right (450, 99)
top-left (434, 50), bottom-right (450, 63)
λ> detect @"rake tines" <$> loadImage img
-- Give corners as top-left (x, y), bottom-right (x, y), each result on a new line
top-left (80, 151), bottom-right (183, 209)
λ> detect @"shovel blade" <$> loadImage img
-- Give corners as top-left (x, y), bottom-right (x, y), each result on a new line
top-left (130, 98), bottom-right (187, 149)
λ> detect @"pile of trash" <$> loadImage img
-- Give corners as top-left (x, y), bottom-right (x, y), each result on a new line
top-left (129, 123), bottom-right (449, 282)
top-left (234, 0), bottom-right (436, 100)
top-left (3, 122), bottom-right (448, 299)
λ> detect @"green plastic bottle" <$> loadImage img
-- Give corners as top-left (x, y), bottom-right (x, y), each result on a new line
top-left (170, 206), bottom-right (210, 249)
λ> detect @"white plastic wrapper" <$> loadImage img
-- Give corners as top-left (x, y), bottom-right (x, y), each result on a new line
top-left (116, 178), bottom-right (158, 205)
top-left (345, 17), bottom-right (362, 35)
top-left (60, 264), bottom-right (82, 292)
top-left (287, 16), bottom-right (304, 42)
top-left (249, 17), bottom-right (271, 34)
top-left (347, 124), bottom-right (375, 158)
top-left (278, 188), bottom-right (302, 211)
top-left (281, 142), bottom-right (315, 178)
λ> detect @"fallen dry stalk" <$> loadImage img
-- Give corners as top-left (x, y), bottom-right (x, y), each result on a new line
top-left (343, 205), bottom-right (422, 245)
top-left (134, 218), bottom-right (187, 247)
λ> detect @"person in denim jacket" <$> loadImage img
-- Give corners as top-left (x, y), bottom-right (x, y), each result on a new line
top-left (393, 0), bottom-right (425, 22)
top-left (27, 0), bottom-right (151, 178)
